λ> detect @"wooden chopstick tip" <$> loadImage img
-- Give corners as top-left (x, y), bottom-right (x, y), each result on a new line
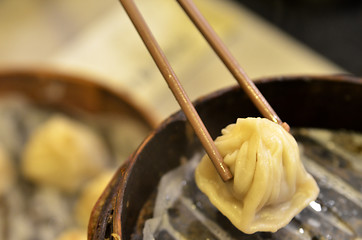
top-left (217, 159), bottom-right (233, 182)
top-left (281, 122), bottom-right (290, 132)
top-left (221, 167), bottom-right (233, 182)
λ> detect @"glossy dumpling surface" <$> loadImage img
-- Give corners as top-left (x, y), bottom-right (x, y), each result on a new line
top-left (195, 118), bottom-right (319, 234)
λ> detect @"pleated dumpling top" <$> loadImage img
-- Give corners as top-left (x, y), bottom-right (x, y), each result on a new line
top-left (195, 118), bottom-right (319, 234)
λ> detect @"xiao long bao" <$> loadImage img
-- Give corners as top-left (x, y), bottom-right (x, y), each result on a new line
top-left (21, 115), bottom-right (109, 193)
top-left (195, 117), bottom-right (320, 234)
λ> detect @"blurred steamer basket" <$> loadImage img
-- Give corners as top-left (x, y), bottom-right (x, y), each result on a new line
top-left (0, 68), bottom-right (156, 240)
top-left (0, 68), bottom-right (157, 127)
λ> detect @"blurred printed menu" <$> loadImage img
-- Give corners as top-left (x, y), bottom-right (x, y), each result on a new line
top-left (0, 0), bottom-right (344, 123)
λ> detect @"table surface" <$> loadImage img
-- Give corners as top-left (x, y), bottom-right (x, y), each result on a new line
top-left (0, 0), bottom-right (344, 123)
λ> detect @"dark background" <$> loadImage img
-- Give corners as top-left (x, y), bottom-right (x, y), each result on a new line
top-left (233, 0), bottom-right (362, 76)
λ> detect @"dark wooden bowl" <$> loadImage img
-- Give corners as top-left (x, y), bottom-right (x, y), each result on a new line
top-left (88, 75), bottom-right (362, 240)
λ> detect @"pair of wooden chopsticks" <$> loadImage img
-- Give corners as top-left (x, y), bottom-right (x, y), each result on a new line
top-left (119, 0), bottom-right (289, 181)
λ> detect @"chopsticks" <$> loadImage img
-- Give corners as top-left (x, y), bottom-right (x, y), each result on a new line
top-left (177, 0), bottom-right (290, 132)
top-left (119, 0), bottom-right (289, 181)
top-left (119, 0), bottom-right (233, 181)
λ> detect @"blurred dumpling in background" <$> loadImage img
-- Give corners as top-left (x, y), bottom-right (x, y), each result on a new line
top-left (21, 115), bottom-right (109, 193)
top-left (55, 228), bottom-right (87, 240)
top-left (75, 170), bottom-right (114, 228)
top-left (195, 117), bottom-right (319, 234)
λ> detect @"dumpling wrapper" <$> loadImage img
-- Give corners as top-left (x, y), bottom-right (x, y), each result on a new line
top-left (195, 118), bottom-right (319, 234)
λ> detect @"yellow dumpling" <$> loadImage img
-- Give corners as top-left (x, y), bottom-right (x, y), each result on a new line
top-left (195, 117), bottom-right (319, 234)
top-left (21, 115), bottom-right (109, 193)
top-left (75, 170), bottom-right (114, 227)
top-left (56, 228), bottom-right (87, 240)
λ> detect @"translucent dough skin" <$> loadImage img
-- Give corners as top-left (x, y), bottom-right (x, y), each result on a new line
top-left (195, 118), bottom-right (319, 234)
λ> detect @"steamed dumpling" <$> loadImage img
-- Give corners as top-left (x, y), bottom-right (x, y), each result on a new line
top-left (195, 117), bottom-right (319, 234)
top-left (21, 115), bottom-right (109, 193)
top-left (75, 170), bottom-right (114, 227)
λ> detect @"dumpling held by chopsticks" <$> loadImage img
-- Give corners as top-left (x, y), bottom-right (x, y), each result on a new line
top-left (195, 117), bottom-right (319, 234)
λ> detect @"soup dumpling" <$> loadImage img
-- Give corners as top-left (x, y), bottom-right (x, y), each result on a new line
top-left (195, 117), bottom-right (319, 234)
top-left (0, 145), bottom-right (15, 196)
top-left (21, 115), bottom-right (109, 193)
